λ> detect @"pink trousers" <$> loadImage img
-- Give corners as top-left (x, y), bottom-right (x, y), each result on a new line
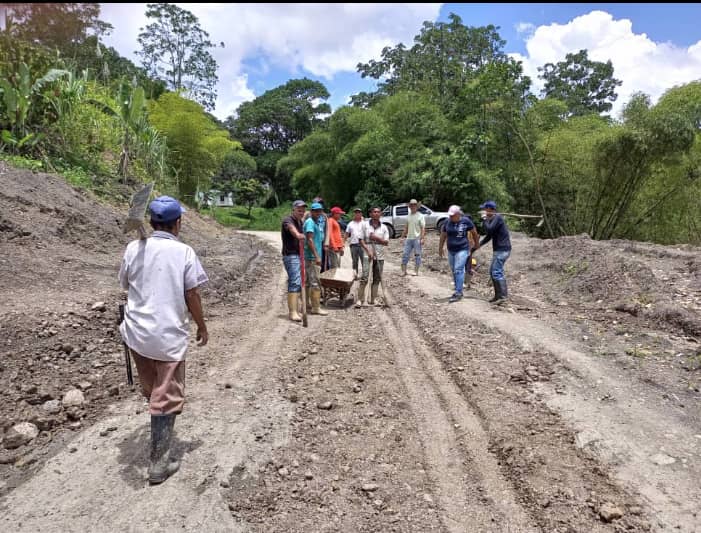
top-left (130, 350), bottom-right (186, 415)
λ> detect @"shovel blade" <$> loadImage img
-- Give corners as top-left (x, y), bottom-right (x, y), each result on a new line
top-left (124, 183), bottom-right (154, 234)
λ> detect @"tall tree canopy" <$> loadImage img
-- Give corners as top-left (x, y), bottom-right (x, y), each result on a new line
top-left (3, 3), bottom-right (113, 51)
top-left (225, 78), bottom-right (331, 203)
top-left (538, 49), bottom-right (622, 116)
top-left (137, 3), bottom-right (222, 111)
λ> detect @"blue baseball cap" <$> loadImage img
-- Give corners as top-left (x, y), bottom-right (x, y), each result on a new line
top-left (479, 200), bottom-right (497, 210)
top-left (149, 196), bottom-right (186, 223)
top-left (310, 202), bottom-right (323, 210)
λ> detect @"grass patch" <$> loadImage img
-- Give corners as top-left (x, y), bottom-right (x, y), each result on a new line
top-left (203, 205), bottom-right (290, 231)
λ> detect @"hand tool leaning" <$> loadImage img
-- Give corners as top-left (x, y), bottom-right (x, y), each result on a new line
top-left (116, 182), bottom-right (154, 385)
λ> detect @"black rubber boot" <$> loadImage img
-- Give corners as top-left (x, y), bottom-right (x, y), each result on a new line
top-left (148, 414), bottom-right (179, 485)
top-left (497, 279), bottom-right (508, 301)
top-left (488, 278), bottom-right (501, 303)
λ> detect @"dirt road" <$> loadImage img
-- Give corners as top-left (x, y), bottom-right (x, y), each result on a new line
top-left (2, 172), bottom-right (700, 533)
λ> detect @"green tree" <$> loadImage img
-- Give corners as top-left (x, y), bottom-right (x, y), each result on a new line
top-left (211, 148), bottom-right (257, 196)
top-left (235, 178), bottom-right (266, 218)
top-left (3, 3), bottom-right (113, 51)
top-left (355, 14), bottom-right (518, 116)
top-left (137, 3), bottom-right (222, 111)
top-left (149, 92), bottom-right (235, 203)
top-left (538, 49), bottom-right (622, 116)
top-left (226, 78), bottom-right (331, 203)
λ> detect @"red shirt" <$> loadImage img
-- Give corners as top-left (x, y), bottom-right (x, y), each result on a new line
top-left (328, 217), bottom-right (344, 251)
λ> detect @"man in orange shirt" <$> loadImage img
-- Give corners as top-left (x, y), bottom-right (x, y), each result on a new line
top-left (327, 206), bottom-right (346, 268)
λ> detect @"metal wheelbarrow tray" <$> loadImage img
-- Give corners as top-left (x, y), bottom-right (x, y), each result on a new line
top-left (319, 267), bottom-right (355, 305)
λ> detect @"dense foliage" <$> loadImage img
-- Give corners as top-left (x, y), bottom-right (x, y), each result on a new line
top-left (0, 6), bottom-right (698, 243)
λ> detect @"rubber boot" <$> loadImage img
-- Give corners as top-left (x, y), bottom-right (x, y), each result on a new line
top-left (287, 293), bottom-right (302, 322)
top-left (310, 288), bottom-right (328, 315)
top-left (488, 278), bottom-right (501, 303)
top-left (355, 281), bottom-right (367, 307)
top-left (353, 269), bottom-right (358, 280)
top-left (306, 288), bottom-right (312, 311)
top-left (413, 264), bottom-right (420, 276)
top-left (370, 284), bottom-right (380, 306)
top-left (401, 264), bottom-right (407, 277)
top-left (149, 414), bottom-right (179, 485)
top-left (496, 279), bottom-right (508, 302)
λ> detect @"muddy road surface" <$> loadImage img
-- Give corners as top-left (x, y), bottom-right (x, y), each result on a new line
top-left (1, 169), bottom-right (700, 533)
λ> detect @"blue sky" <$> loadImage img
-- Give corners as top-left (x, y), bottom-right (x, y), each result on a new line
top-left (100, 3), bottom-right (701, 120)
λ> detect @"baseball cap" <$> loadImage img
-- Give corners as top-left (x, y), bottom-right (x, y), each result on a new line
top-left (447, 205), bottom-right (461, 216)
top-left (311, 202), bottom-right (323, 210)
top-left (479, 200), bottom-right (497, 210)
top-left (149, 196), bottom-right (186, 223)
top-left (330, 206), bottom-right (346, 215)
top-left (353, 207), bottom-right (363, 213)
top-left (292, 199), bottom-right (307, 208)
top-left (409, 199), bottom-right (418, 205)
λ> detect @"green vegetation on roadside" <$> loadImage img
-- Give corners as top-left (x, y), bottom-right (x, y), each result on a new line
top-left (202, 205), bottom-right (289, 231)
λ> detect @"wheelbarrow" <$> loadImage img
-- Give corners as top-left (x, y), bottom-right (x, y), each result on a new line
top-left (319, 267), bottom-right (355, 306)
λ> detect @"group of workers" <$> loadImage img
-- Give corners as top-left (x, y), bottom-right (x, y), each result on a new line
top-left (115, 192), bottom-right (512, 486)
top-left (280, 196), bottom-right (512, 319)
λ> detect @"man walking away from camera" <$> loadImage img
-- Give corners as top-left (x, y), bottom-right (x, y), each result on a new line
top-left (119, 196), bottom-right (209, 485)
top-left (479, 200), bottom-right (512, 302)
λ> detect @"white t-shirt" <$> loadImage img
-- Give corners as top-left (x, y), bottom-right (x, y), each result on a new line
top-left (346, 219), bottom-right (368, 245)
top-left (118, 231), bottom-right (208, 362)
top-left (367, 221), bottom-right (390, 260)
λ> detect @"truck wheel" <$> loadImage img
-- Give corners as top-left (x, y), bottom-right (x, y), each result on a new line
top-left (384, 223), bottom-right (395, 239)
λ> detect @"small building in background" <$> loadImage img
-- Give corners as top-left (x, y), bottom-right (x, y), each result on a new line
top-left (199, 189), bottom-right (234, 208)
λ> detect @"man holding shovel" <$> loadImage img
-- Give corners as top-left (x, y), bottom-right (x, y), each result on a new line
top-left (119, 195), bottom-right (209, 485)
top-left (367, 206), bottom-right (390, 306)
top-left (281, 199), bottom-right (307, 322)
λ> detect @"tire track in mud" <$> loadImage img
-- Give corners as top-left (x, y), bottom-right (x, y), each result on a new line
top-left (396, 263), bottom-right (700, 532)
top-left (0, 261), bottom-right (294, 533)
top-left (375, 306), bottom-right (538, 533)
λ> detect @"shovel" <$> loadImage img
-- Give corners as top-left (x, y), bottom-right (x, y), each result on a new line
top-left (119, 182), bottom-right (154, 385)
top-left (123, 182), bottom-right (154, 239)
top-left (299, 240), bottom-right (308, 327)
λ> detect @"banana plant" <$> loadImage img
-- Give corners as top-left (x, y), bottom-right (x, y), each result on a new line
top-left (0, 62), bottom-right (69, 153)
top-left (88, 79), bottom-right (147, 182)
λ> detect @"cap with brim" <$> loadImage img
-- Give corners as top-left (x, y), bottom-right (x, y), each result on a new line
top-left (447, 205), bottom-right (461, 216)
top-left (311, 202), bottom-right (323, 210)
top-left (330, 206), bottom-right (345, 215)
top-left (292, 199), bottom-right (307, 208)
top-left (479, 200), bottom-right (497, 210)
top-left (409, 199), bottom-right (418, 205)
top-left (353, 207), bottom-right (362, 212)
top-left (149, 196), bottom-right (186, 223)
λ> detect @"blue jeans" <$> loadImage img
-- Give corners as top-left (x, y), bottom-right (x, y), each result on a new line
top-left (490, 250), bottom-right (511, 281)
top-left (283, 254), bottom-right (301, 292)
top-left (448, 249), bottom-right (469, 295)
top-left (402, 238), bottom-right (422, 266)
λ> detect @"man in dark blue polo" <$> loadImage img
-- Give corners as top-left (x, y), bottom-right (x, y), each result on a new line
top-left (479, 200), bottom-right (512, 302)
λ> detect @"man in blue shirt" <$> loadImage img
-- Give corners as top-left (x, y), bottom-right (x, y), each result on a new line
top-left (439, 205), bottom-right (480, 303)
top-left (303, 202), bottom-right (329, 315)
top-left (479, 200), bottom-right (512, 302)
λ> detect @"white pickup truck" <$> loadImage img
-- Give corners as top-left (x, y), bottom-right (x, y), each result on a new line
top-left (380, 203), bottom-right (451, 239)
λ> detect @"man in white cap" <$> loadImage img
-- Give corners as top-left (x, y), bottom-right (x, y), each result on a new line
top-left (439, 205), bottom-right (480, 302)
top-left (400, 199), bottom-right (425, 276)
top-left (119, 195), bottom-right (209, 484)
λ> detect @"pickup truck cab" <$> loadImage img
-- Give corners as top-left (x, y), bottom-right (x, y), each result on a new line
top-left (380, 203), bottom-right (450, 239)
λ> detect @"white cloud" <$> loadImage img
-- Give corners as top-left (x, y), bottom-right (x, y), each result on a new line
top-left (515, 22), bottom-right (535, 36)
top-left (100, 3), bottom-right (442, 119)
top-left (513, 10), bottom-right (701, 117)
